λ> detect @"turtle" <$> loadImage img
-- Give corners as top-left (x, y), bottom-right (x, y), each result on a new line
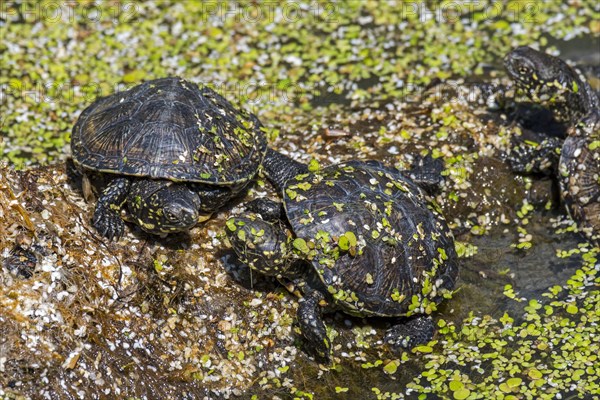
top-left (71, 77), bottom-right (267, 240)
top-left (504, 46), bottom-right (600, 244)
top-left (225, 148), bottom-right (458, 360)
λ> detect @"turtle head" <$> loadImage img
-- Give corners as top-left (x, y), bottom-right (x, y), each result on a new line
top-left (128, 180), bottom-right (206, 235)
top-left (504, 46), bottom-right (587, 122)
top-left (225, 214), bottom-right (294, 277)
top-left (504, 47), bottom-right (570, 93)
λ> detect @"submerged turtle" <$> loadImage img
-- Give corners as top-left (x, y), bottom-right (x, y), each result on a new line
top-left (71, 77), bottom-right (267, 240)
top-left (504, 46), bottom-right (600, 243)
top-left (226, 149), bottom-right (458, 359)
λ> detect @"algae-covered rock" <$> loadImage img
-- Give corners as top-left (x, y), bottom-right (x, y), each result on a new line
top-left (0, 164), bottom-right (300, 398)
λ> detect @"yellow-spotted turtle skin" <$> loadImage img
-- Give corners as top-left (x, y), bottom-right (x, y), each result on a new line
top-left (226, 150), bottom-right (458, 360)
top-left (72, 77), bottom-right (267, 239)
top-left (504, 47), bottom-right (600, 243)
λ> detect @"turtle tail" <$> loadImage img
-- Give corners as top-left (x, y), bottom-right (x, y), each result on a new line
top-left (262, 147), bottom-right (308, 192)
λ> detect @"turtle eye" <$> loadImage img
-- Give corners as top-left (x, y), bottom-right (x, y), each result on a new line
top-left (164, 210), bottom-right (179, 221)
top-left (518, 66), bottom-right (530, 75)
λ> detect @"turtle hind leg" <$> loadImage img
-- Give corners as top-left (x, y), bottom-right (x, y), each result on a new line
top-left (297, 290), bottom-right (331, 361)
top-left (92, 177), bottom-right (130, 240)
top-left (384, 316), bottom-right (435, 351)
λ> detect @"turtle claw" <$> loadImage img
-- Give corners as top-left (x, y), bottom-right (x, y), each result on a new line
top-left (385, 316), bottom-right (435, 351)
top-left (92, 205), bottom-right (124, 240)
top-left (91, 177), bottom-right (129, 240)
top-left (297, 291), bottom-right (331, 361)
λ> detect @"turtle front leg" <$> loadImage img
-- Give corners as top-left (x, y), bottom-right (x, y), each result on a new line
top-left (297, 289), bottom-right (331, 361)
top-left (92, 177), bottom-right (130, 240)
top-left (559, 134), bottom-right (600, 243)
top-left (404, 154), bottom-right (445, 194)
top-left (245, 198), bottom-right (285, 221)
top-left (505, 137), bottom-right (562, 175)
top-left (384, 316), bottom-right (435, 351)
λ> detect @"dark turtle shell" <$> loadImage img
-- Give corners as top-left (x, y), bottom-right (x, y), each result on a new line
top-left (282, 160), bottom-right (458, 317)
top-left (72, 77), bottom-right (267, 185)
top-left (559, 114), bottom-right (600, 242)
